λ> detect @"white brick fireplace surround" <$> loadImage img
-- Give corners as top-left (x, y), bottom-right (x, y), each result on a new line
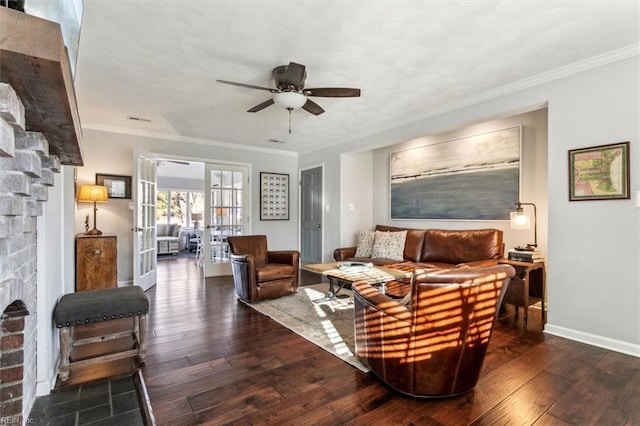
top-left (0, 83), bottom-right (60, 422)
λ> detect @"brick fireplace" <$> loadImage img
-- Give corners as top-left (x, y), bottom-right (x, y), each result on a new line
top-left (0, 84), bottom-right (60, 422)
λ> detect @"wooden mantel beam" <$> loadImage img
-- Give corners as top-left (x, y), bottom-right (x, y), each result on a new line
top-left (0, 7), bottom-right (83, 166)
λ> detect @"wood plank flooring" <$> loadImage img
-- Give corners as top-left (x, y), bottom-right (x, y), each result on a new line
top-left (142, 257), bottom-right (639, 425)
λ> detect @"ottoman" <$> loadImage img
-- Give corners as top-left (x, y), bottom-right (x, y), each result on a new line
top-left (54, 286), bottom-right (149, 381)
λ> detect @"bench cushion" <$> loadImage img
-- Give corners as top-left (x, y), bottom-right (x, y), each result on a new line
top-left (55, 286), bottom-right (149, 328)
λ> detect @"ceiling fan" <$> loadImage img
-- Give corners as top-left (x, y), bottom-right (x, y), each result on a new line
top-left (216, 62), bottom-right (361, 119)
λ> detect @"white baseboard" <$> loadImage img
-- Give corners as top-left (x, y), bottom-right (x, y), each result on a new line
top-left (544, 324), bottom-right (640, 358)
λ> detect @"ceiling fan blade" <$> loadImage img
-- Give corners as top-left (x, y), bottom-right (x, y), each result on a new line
top-left (247, 98), bottom-right (275, 113)
top-left (303, 87), bottom-right (361, 97)
top-left (217, 80), bottom-right (276, 92)
top-left (282, 62), bottom-right (306, 89)
top-left (302, 99), bottom-right (325, 116)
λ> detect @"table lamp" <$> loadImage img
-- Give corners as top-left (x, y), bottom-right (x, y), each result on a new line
top-left (77, 185), bottom-right (109, 235)
top-left (191, 212), bottom-right (203, 229)
top-left (510, 201), bottom-right (537, 251)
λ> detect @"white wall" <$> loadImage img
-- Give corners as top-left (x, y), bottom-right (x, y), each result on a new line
top-left (75, 129), bottom-right (299, 282)
top-left (545, 57), bottom-right (639, 351)
top-left (300, 54), bottom-right (639, 356)
top-left (340, 151), bottom-right (374, 246)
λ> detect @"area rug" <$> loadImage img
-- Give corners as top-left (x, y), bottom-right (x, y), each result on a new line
top-left (243, 283), bottom-right (369, 373)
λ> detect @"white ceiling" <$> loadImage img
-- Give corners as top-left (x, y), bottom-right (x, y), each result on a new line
top-left (74, 1), bottom-right (639, 155)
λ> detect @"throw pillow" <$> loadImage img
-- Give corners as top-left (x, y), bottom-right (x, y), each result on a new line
top-left (354, 231), bottom-right (376, 257)
top-left (157, 223), bottom-right (168, 237)
top-left (371, 230), bottom-right (407, 261)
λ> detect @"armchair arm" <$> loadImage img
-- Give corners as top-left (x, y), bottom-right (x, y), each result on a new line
top-left (333, 246), bottom-right (357, 261)
top-left (267, 250), bottom-right (300, 266)
top-left (352, 281), bottom-right (413, 323)
top-left (230, 253), bottom-right (258, 301)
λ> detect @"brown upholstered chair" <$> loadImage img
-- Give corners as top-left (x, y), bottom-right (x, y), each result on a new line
top-left (227, 235), bottom-right (300, 303)
top-left (353, 264), bottom-right (515, 397)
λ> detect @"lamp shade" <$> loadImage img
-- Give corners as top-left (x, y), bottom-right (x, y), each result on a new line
top-left (509, 210), bottom-right (531, 230)
top-left (191, 213), bottom-right (203, 221)
top-left (273, 92), bottom-right (307, 109)
top-left (77, 185), bottom-right (109, 203)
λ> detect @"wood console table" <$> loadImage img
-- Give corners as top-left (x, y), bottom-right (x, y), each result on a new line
top-left (499, 259), bottom-right (546, 328)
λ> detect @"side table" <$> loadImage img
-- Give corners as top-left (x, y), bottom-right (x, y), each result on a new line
top-left (498, 259), bottom-right (546, 328)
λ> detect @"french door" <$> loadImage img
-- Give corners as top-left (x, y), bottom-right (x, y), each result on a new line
top-left (133, 150), bottom-right (158, 290)
top-left (203, 163), bottom-right (250, 277)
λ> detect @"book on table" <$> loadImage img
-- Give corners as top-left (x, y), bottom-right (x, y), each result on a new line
top-left (508, 249), bottom-right (544, 263)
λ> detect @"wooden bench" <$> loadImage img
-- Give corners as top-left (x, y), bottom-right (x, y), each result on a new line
top-left (54, 286), bottom-right (149, 381)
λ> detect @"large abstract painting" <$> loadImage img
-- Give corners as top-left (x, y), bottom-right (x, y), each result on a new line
top-left (390, 126), bottom-right (521, 220)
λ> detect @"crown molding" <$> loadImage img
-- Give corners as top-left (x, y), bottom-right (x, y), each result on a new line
top-left (81, 123), bottom-right (299, 157)
top-left (330, 43), bottom-right (640, 150)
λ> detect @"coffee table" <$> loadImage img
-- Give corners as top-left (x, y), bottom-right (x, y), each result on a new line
top-left (302, 262), bottom-right (411, 302)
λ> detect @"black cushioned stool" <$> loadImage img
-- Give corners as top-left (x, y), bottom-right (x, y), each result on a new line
top-left (54, 286), bottom-right (149, 382)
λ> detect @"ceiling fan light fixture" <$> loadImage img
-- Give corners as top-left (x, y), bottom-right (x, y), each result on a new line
top-left (273, 92), bottom-right (306, 109)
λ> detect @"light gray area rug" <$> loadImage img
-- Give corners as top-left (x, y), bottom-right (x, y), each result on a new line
top-left (243, 283), bottom-right (369, 373)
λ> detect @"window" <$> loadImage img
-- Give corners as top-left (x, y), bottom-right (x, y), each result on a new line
top-left (156, 190), bottom-right (204, 227)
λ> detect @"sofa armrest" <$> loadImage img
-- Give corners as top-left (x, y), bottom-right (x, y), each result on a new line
top-left (455, 259), bottom-right (500, 268)
top-left (267, 250), bottom-right (300, 266)
top-left (333, 246), bottom-right (357, 261)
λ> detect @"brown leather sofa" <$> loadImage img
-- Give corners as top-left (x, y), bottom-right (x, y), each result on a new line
top-left (353, 264), bottom-right (515, 397)
top-left (227, 235), bottom-right (300, 303)
top-left (334, 225), bottom-right (504, 269)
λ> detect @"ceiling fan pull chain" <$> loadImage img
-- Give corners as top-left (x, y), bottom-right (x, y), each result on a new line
top-left (288, 107), bottom-right (293, 134)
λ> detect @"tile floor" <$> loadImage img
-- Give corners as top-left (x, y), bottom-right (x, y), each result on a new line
top-left (28, 374), bottom-right (144, 426)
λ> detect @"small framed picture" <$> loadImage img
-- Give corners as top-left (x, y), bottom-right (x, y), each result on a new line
top-left (96, 173), bottom-right (132, 199)
top-left (260, 172), bottom-right (289, 220)
top-left (568, 141), bottom-right (630, 201)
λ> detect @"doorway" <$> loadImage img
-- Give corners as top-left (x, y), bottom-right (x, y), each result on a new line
top-left (300, 166), bottom-right (323, 264)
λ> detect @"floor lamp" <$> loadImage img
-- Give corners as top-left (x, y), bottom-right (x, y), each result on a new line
top-left (77, 185), bottom-right (109, 235)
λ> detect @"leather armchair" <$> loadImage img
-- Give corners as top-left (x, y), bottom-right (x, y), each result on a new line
top-left (353, 264), bottom-right (515, 397)
top-left (227, 235), bottom-right (300, 303)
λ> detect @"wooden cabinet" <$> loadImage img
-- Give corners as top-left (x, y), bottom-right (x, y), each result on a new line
top-left (75, 235), bottom-right (117, 291)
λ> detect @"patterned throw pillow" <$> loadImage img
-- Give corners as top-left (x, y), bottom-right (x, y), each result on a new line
top-left (371, 230), bottom-right (407, 261)
top-left (354, 231), bottom-right (376, 257)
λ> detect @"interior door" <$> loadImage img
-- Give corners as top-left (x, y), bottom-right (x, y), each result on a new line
top-left (203, 163), bottom-right (250, 277)
top-left (300, 166), bottom-right (323, 264)
top-left (133, 150), bottom-right (158, 290)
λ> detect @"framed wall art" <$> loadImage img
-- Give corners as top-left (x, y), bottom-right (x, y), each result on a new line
top-left (260, 172), bottom-right (289, 220)
top-left (568, 141), bottom-right (629, 201)
top-left (390, 126), bottom-right (521, 220)
top-left (96, 173), bottom-right (132, 199)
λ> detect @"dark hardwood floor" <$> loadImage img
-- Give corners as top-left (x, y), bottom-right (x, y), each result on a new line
top-left (140, 257), bottom-right (638, 425)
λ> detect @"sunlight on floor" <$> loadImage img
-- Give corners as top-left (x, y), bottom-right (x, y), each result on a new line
top-left (302, 287), bottom-right (355, 357)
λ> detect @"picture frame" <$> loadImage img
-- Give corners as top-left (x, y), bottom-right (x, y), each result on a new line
top-left (260, 172), bottom-right (289, 220)
top-left (568, 141), bottom-right (629, 201)
top-left (389, 126), bottom-right (521, 220)
top-left (95, 173), bottom-right (132, 199)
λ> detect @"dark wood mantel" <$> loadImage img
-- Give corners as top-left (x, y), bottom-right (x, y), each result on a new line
top-left (0, 7), bottom-right (83, 165)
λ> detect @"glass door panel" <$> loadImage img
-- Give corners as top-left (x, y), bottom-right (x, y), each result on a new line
top-left (203, 163), bottom-right (249, 277)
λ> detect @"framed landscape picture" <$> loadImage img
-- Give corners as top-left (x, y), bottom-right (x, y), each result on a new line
top-left (569, 141), bottom-right (629, 201)
top-left (389, 126), bottom-right (521, 220)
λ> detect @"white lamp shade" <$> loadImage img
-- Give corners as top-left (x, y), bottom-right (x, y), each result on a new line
top-left (510, 211), bottom-right (531, 230)
top-left (273, 92), bottom-right (307, 109)
top-left (191, 213), bottom-right (203, 221)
